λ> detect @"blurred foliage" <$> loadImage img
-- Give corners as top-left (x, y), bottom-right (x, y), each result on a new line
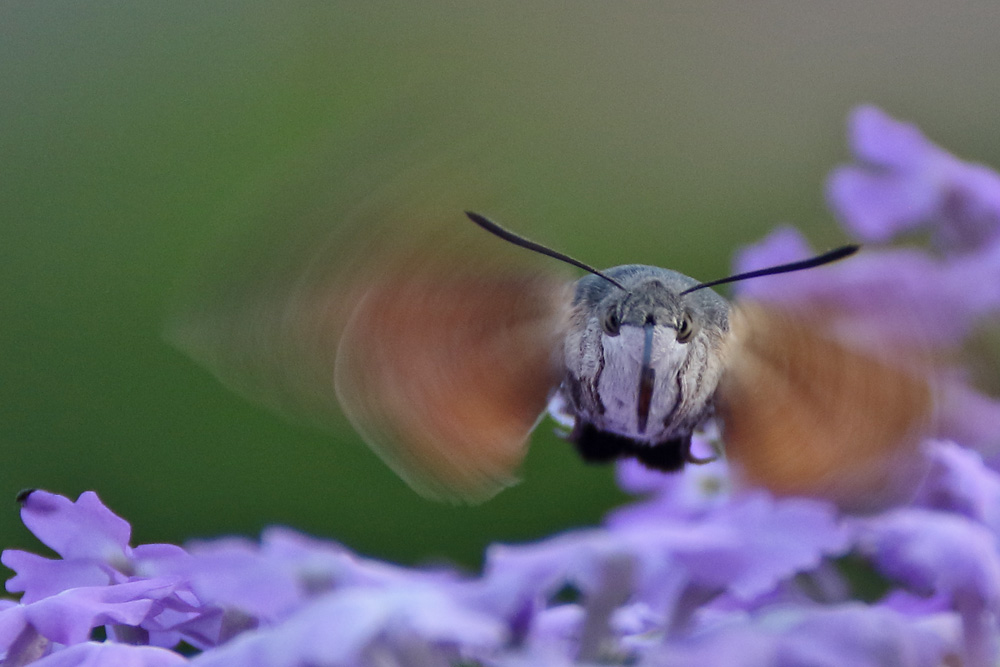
top-left (3, 1), bottom-right (1000, 569)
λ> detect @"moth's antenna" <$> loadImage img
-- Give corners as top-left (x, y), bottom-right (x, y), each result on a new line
top-left (680, 244), bottom-right (860, 296)
top-left (465, 211), bottom-right (630, 292)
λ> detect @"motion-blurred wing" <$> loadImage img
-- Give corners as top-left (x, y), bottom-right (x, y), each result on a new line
top-left (715, 302), bottom-right (936, 511)
top-left (171, 229), bottom-right (569, 503)
top-left (335, 267), bottom-right (569, 502)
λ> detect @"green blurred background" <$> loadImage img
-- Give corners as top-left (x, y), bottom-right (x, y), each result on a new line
top-left (4, 1), bottom-right (1000, 570)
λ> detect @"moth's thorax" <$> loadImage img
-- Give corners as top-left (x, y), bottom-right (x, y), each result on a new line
top-left (557, 265), bottom-right (731, 445)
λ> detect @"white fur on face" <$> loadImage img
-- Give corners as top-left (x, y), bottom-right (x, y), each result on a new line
top-left (597, 324), bottom-right (689, 443)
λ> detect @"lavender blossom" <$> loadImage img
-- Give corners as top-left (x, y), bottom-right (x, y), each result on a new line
top-left (648, 603), bottom-right (958, 667)
top-left (30, 642), bottom-right (188, 667)
top-left (3, 107), bottom-right (1000, 665)
top-left (852, 507), bottom-right (1000, 665)
top-left (188, 586), bottom-right (507, 667)
top-left (829, 105), bottom-right (1000, 252)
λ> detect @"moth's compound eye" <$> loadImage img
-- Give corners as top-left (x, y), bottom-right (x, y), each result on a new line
top-left (602, 307), bottom-right (621, 336)
top-left (676, 314), bottom-right (695, 343)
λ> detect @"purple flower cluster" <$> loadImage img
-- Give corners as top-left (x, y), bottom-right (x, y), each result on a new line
top-left (4, 106), bottom-right (1000, 666)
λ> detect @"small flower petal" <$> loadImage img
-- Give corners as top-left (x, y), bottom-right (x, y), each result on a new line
top-left (18, 491), bottom-right (132, 568)
top-left (655, 604), bottom-right (956, 667)
top-left (0, 579), bottom-right (177, 649)
top-left (29, 641), bottom-right (188, 667)
top-left (915, 441), bottom-right (1000, 532)
top-left (3, 551), bottom-right (111, 603)
top-left (145, 538), bottom-right (302, 623)
top-left (665, 493), bottom-right (850, 601)
top-left (187, 586), bottom-right (505, 667)
top-left (854, 509), bottom-right (1000, 612)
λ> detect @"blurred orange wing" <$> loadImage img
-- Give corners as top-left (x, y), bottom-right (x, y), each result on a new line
top-left (334, 266), bottom-right (570, 502)
top-left (715, 303), bottom-right (936, 511)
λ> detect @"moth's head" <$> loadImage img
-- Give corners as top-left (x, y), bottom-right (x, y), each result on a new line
top-left (567, 265), bottom-right (730, 441)
top-left (574, 265), bottom-right (730, 343)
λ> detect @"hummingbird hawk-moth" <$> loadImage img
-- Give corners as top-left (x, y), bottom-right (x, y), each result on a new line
top-left (174, 211), bottom-right (936, 510)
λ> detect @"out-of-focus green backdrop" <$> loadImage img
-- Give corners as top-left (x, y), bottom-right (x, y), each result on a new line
top-left (4, 1), bottom-right (1000, 569)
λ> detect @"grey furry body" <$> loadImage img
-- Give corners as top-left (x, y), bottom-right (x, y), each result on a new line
top-left (553, 265), bottom-right (731, 449)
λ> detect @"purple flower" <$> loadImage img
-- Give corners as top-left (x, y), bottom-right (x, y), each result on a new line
top-left (1, 492), bottom-right (217, 659)
top-left (829, 105), bottom-right (1000, 252)
top-left (30, 642), bottom-right (188, 667)
top-left (739, 106), bottom-right (1000, 332)
top-left (19, 491), bottom-right (131, 563)
top-left (852, 508), bottom-right (1000, 665)
top-left (478, 529), bottom-right (647, 660)
top-left (139, 537), bottom-right (303, 625)
top-left (915, 440), bottom-right (1000, 532)
top-left (4, 491), bottom-right (189, 603)
top-left (732, 226), bottom-right (990, 344)
top-left (0, 457), bottom-right (984, 663)
top-left (472, 487), bottom-right (847, 663)
top-left (854, 509), bottom-right (1000, 612)
top-left (652, 603), bottom-right (958, 667)
top-left (0, 580), bottom-right (179, 664)
top-left (606, 490), bottom-right (849, 602)
top-left (187, 585), bottom-right (506, 667)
